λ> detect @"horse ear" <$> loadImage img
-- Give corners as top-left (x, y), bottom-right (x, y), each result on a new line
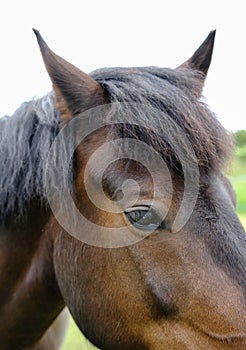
top-left (33, 29), bottom-right (106, 122)
top-left (178, 30), bottom-right (216, 77)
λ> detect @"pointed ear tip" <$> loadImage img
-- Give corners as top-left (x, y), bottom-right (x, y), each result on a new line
top-left (208, 30), bottom-right (216, 43)
top-left (32, 28), bottom-right (48, 52)
top-left (32, 28), bottom-right (39, 35)
top-left (32, 28), bottom-right (42, 41)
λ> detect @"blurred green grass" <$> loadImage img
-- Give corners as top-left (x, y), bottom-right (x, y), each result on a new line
top-left (232, 180), bottom-right (246, 213)
top-left (61, 317), bottom-right (97, 349)
top-left (239, 212), bottom-right (246, 227)
top-left (229, 155), bottom-right (246, 213)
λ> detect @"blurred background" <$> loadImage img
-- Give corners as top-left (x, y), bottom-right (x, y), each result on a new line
top-left (1, 1), bottom-right (245, 349)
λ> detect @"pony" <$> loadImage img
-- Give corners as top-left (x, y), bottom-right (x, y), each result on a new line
top-left (0, 29), bottom-right (245, 349)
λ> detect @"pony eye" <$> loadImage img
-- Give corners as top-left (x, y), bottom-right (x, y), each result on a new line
top-left (125, 206), bottom-right (167, 231)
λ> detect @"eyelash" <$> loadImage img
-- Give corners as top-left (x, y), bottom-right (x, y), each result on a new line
top-left (124, 206), bottom-right (168, 231)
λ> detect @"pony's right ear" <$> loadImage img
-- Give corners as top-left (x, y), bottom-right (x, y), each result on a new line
top-left (33, 29), bottom-right (106, 122)
top-left (176, 31), bottom-right (216, 97)
top-left (178, 30), bottom-right (216, 78)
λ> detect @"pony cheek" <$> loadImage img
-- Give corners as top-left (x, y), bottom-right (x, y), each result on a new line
top-left (52, 233), bottom-right (155, 347)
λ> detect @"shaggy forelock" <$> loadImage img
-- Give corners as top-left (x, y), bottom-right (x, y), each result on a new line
top-left (92, 66), bottom-right (234, 170)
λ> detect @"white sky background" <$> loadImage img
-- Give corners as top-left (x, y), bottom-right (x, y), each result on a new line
top-left (0, 0), bottom-right (245, 131)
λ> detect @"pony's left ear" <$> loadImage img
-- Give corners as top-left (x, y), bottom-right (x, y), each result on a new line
top-left (33, 29), bottom-right (106, 122)
top-left (178, 30), bottom-right (216, 79)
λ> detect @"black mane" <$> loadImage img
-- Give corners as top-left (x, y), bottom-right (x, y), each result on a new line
top-left (0, 66), bottom-right (233, 220)
top-left (0, 94), bottom-right (60, 220)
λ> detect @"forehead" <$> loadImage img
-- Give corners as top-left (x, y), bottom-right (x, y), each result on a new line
top-left (83, 132), bottom-right (174, 203)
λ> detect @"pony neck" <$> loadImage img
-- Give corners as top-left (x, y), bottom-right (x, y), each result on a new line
top-left (0, 203), bottom-right (65, 349)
